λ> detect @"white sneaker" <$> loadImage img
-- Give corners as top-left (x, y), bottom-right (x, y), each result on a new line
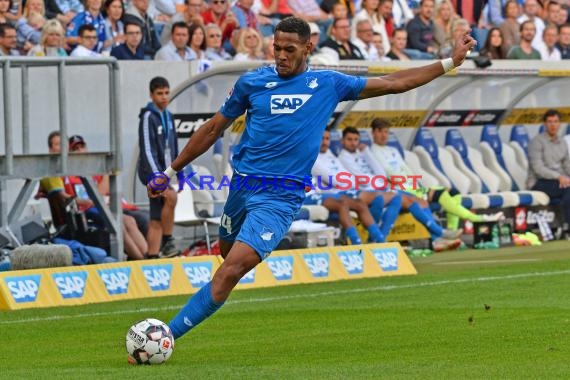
top-left (442, 228), bottom-right (463, 240)
top-left (481, 212), bottom-right (505, 222)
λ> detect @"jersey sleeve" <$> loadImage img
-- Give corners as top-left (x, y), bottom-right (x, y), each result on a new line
top-left (332, 71), bottom-right (366, 102)
top-left (219, 74), bottom-right (251, 119)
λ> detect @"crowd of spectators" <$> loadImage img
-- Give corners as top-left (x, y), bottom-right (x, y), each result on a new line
top-left (0, 0), bottom-right (568, 60)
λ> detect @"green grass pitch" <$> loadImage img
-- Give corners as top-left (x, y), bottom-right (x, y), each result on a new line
top-left (1, 241), bottom-right (569, 379)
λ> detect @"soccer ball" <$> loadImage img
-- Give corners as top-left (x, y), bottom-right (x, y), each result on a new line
top-left (126, 318), bottom-right (174, 365)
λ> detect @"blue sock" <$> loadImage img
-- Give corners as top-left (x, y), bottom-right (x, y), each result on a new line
top-left (367, 224), bottom-right (385, 243)
top-left (346, 226), bottom-right (362, 244)
top-left (168, 282), bottom-right (224, 339)
top-left (408, 202), bottom-right (443, 238)
top-left (379, 193), bottom-right (402, 238)
top-left (369, 195), bottom-right (385, 223)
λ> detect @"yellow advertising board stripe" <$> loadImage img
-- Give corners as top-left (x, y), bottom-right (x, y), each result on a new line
top-left (502, 107), bottom-right (570, 125)
top-left (387, 213), bottom-right (430, 241)
top-left (0, 243), bottom-right (415, 310)
top-left (338, 111), bottom-right (427, 129)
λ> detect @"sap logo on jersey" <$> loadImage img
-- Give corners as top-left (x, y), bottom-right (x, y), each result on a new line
top-left (239, 268), bottom-right (256, 284)
top-left (97, 267), bottom-right (131, 295)
top-left (266, 256), bottom-right (294, 280)
top-left (270, 94), bottom-right (312, 114)
top-left (142, 264), bottom-right (173, 291)
top-left (182, 262), bottom-right (213, 288)
top-left (52, 271), bottom-right (88, 299)
top-left (302, 253), bottom-right (330, 278)
top-left (337, 250), bottom-right (364, 275)
top-left (5, 275), bottom-right (41, 303)
top-left (372, 248), bottom-right (399, 272)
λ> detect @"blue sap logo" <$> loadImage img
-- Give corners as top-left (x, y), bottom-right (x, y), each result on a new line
top-left (372, 248), bottom-right (399, 272)
top-left (266, 256), bottom-right (294, 281)
top-left (302, 253), bottom-right (330, 278)
top-left (142, 264), bottom-right (173, 291)
top-left (5, 275), bottom-right (41, 303)
top-left (97, 267), bottom-right (131, 295)
top-left (337, 250), bottom-right (364, 275)
top-left (52, 271), bottom-right (87, 299)
top-left (182, 262), bottom-right (213, 288)
top-left (270, 94), bottom-right (312, 114)
top-left (239, 268), bottom-right (256, 284)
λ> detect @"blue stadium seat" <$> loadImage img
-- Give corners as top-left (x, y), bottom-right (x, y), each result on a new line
top-left (510, 125), bottom-right (530, 156)
top-left (358, 129), bottom-right (372, 147)
top-left (539, 124), bottom-right (545, 134)
top-left (481, 124), bottom-right (518, 191)
top-left (445, 129), bottom-right (490, 194)
top-left (329, 129), bottom-right (342, 156)
top-left (566, 124), bottom-right (570, 135)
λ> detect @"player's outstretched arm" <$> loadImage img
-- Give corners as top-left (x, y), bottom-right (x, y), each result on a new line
top-left (358, 33), bottom-right (476, 100)
top-left (171, 112), bottom-right (235, 172)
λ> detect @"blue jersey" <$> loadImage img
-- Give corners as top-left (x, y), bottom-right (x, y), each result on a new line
top-left (220, 65), bottom-right (366, 182)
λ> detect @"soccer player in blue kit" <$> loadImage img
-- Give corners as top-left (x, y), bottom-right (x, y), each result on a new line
top-left (148, 17), bottom-right (475, 341)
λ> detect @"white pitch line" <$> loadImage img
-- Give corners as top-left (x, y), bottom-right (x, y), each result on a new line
top-left (434, 258), bottom-right (541, 265)
top-left (1, 269), bottom-right (569, 325)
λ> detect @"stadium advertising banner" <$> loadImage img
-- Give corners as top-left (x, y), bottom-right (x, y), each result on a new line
top-left (0, 243), bottom-right (416, 310)
top-left (338, 111), bottom-right (427, 129)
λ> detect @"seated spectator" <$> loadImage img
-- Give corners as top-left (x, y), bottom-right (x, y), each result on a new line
top-left (432, 0), bottom-right (457, 53)
top-left (45, 0), bottom-right (84, 27)
top-left (438, 18), bottom-right (469, 58)
top-left (386, 28), bottom-right (410, 60)
top-left (536, 24), bottom-right (562, 60)
top-left (353, 0), bottom-right (390, 53)
top-left (499, 0), bottom-right (520, 54)
top-left (545, 1), bottom-right (562, 27)
top-left (5, 0), bottom-right (20, 23)
top-left (233, 27), bottom-right (264, 61)
top-left (352, 19), bottom-right (380, 61)
top-left (479, 27), bottom-right (508, 59)
top-left (507, 20), bottom-right (541, 59)
top-left (124, 0), bottom-right (162, 59)
top-left (27, 19), bottom-right (68, 56)
top-left (155, 21), bottom-right (195, 60)
top-left (371, 31), bottom-right (388, 59)
top-left (288, 0), bottom-right (332, 34)
top-left (560, 5), bottom-right (569, 25)
top-left (15, 0), bottom-right (47, 52)
top-left (0, 0), bottom-right (13, 24)
top-left (517, 0), bottom-right (545, 49)
top-left (0, 23), bottom-right (18, 55)
top-left (66, 0), bottom-right (107, 53)
top-left (338, 127), bottom-right (463, 251)
top-left (103, 0), bottom-right (125, 50)
top-left (160, 0), bottom-right (204, 46)
top-left (319, 18), bottom-right (365, 60)
top-left (201, 0), bottom-right (238, 50)
top-left (110, 21), bottom-right (145, 59)
top-left (204, 23), bottom-right (232, 60)
top-left (187, 23), bottom-right (206, 58)
top-left (232, 0), bottom-right (259, 31)
top-left (308, 21), bottom-right (320, 54)
top-left (390, 0), bottom-right (414, 28)
top-left (70, 24), bottom-right (102, 57)
top-left (320, 0), bottom-right (355, 19)
top-left (557, 23), bottom-right (570, 59)
top-left (528, 109), bottom-right (570, 235)
top-left (406, 0), bottom-right (437, 56)
top-left (256, 0), bottom-right (292, 37)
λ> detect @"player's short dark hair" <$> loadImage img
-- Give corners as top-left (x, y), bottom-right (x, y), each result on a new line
top-left (78, 24), bottom-right (96, 37)
top-left (342, 126), bottom-right (360, 138)
top-left (150, 76), bottom-right (170, 93)
top-left (371, 118), bottom-right (391, 131)
top-left (543, 109), bottom-right (561, 121)
top-left (172, 21), bottom-right (189, 35)
top-left (48, 131), bottom-right (60, 148)
top-left (275, 17), bottom-right (310, 42)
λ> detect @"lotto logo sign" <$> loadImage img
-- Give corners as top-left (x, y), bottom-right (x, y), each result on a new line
top-left (142, 264), bottom-right (173, 291)
top-left (270, 94), bottom-right (312, 114)
top-left (97, 267), bottom-right (131, 295)
top-left (372, 248), bottom-right (399, 272)
top-left (52, 271), bottom-right (87, 299)
top-left (266, 256), bottom-right (294, 281)
top-left (182, 262), bottom-right (213, 288)
top-left (239, 268), bottom-right (256, 284)
top-left (337, 250), bottom-right (364, 275)
top-left (5, 275), bottom-right (41, 303)
top-left (302, 253), bottom-right (330, 278)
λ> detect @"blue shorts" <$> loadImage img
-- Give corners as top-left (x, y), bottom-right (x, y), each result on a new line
top-left (303, 190), bottom-right (360, 206)
top-left (219, 173), bottom-right (305, 260)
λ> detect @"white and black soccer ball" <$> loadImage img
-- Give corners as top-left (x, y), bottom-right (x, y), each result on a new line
top-left (126, 318), bottom-right (174, 365)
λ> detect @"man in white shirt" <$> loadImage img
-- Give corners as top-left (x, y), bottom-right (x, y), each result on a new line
top-left (155, 22), bottom-right (197, 61)
top-left (536, 25), bottom-right (562, 61)
top-left (352, 19), bottom-right (380, 61)
top-left (368, 118), bottom-right (504, 231)
top-left (517, 0), bottom-right (546, 49)
top-left (70, 24), bottom-right (102, 57)
top-left (339, 126), bottom-right (463, 251)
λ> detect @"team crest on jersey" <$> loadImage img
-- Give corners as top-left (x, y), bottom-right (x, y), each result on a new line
top-left (306, 77), bottom-right (318, 89)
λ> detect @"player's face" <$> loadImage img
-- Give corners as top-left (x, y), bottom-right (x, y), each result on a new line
top-left (151, 87), bottom-right (170, 111)
top-left (342, 132), bottom-right (360, 153)
top-left (320, 131), bottom-right (330, 153)
top-left (544, 115), bottom-right (560, 138)
top-left (273, 31), bottom-right (312, 77)
top-left (372, 127), bottom-right (389, 146)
